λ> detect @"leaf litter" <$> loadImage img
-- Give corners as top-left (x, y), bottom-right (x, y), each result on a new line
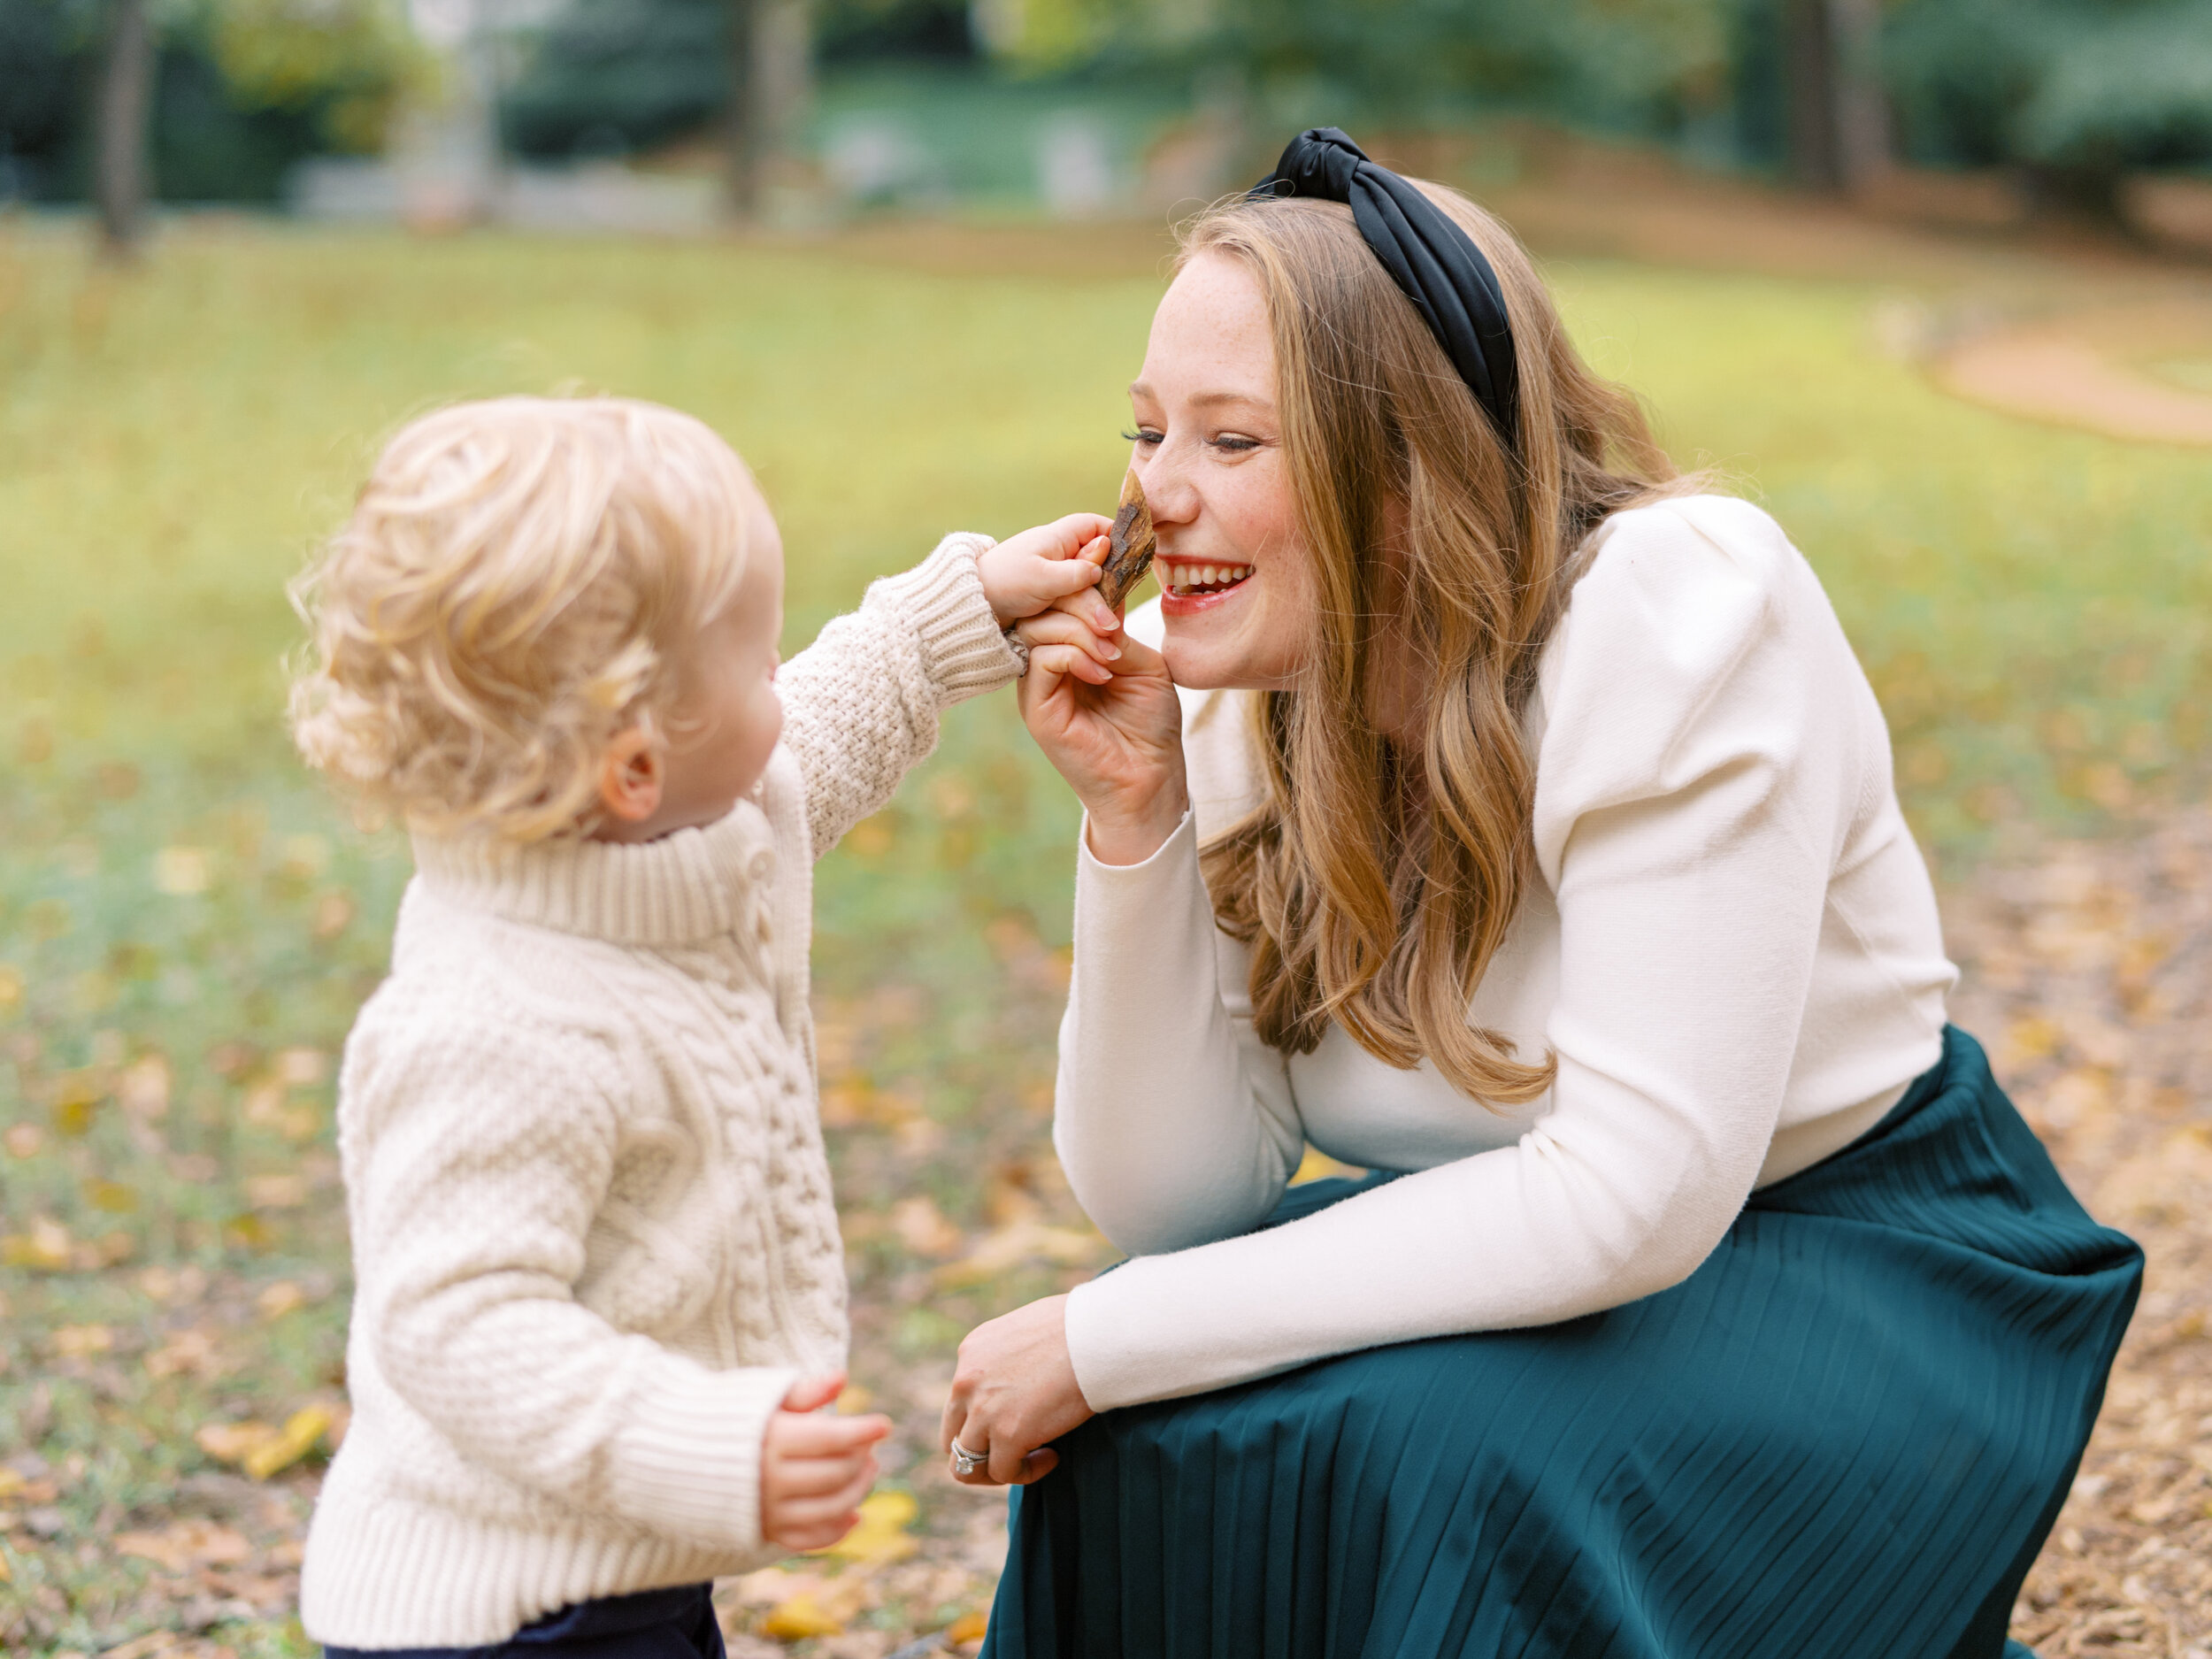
top-left (8, 806), bottom-right (2212, 1656)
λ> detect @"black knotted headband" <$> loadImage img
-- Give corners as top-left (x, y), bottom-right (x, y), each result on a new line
top-left (1249, 127), bottom-right (1520, 450)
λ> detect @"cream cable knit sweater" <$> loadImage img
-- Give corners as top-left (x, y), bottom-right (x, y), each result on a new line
top-left (300, 536), bottom-right (1021, 1648)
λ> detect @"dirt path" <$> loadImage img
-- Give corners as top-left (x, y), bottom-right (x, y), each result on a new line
top-left (1937, 307), bottom-right (2212, 447)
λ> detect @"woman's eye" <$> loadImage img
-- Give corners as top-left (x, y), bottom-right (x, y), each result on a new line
top-left (1209, 435), bottom-right (1260, 454)
top-left (1121, 427), bottom-right (1164, 447)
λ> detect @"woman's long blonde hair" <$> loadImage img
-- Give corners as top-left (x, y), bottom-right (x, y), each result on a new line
top-left (1192, 186), bottom-right (1686, 1107)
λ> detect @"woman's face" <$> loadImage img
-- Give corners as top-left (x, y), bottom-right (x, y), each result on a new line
top-left (1128, 253), bottom-right (1315, 692)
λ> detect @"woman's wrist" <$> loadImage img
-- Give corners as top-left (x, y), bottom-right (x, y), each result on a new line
top-left (1085, 781), bottom-right (1189, 866)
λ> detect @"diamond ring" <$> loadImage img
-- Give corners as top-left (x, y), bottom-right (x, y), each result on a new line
top-left (949, 1438), bottom-right (988, 1478)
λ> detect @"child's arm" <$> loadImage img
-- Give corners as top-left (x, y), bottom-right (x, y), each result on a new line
top-left (774, 516), bottom-right (1118, 861)
top-left (348, 995), bottom-right (873, 1554)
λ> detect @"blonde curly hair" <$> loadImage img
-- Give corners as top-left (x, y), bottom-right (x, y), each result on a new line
top-left (290, 396), bottom-right (757, 842)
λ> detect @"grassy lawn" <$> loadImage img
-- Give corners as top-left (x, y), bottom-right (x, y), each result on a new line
top-left (0, 214), bottom-right (2207, 1653)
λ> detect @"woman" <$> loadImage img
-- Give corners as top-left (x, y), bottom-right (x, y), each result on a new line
top-left (943, 130), bottom-right (2141, 1658)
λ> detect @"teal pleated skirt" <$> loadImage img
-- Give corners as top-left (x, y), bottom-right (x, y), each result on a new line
top-left (985, 1029), bottom-right (2141, 1659)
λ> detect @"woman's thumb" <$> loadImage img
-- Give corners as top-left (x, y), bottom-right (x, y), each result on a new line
top-left (780, 1371), bottom-right (847, 1413)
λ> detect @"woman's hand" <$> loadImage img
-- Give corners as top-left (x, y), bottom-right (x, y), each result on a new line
top-left (940, 1295), bottom-right (1094, 1486)
top-left (1018, 608), bottom-right (1188, 867)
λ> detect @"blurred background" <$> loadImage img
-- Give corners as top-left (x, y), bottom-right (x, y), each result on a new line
top-left (3, 2), bottom-right (2212, 1655)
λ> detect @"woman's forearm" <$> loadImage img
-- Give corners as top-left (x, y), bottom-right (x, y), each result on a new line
top-left (1053, 811), bottom-right (1304, 1258)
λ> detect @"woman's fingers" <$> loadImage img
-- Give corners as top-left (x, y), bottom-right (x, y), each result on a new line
top-left (1028, 642), bottom-right (1114, 687)
top-left (1017, 610), bottom-right (1120, 664)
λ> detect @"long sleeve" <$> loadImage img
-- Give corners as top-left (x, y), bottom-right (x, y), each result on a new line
top-left (347, 998), bottom-right (795, 1555)
top-left (776, 534), bottom-right (1024, 860)
top-left (1051, 810), bottom-right (1305, 1256)
top-left (1061, 498), bottom-right (1870, 1412)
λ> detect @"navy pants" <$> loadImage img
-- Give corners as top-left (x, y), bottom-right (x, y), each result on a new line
top-left (323, 1583), bottom-right (724, 1659)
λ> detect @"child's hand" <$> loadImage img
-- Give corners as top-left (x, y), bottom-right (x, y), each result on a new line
top-left (979, 513), bottom-right (1121, 634)
top-left (760, 1372), bottom-right (895, 1553)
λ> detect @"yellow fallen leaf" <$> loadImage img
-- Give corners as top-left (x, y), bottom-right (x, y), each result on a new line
top-left (760, 1594), bottom-right (844, 1639)
top-left (243, 1405), bottom-right (334, 1479)
top-left (946, 1609), bottom-right (989, 1643)
top-left (1292, 1145), bottom-right (1362, 1185)
top-left (815, 1488), bottom-right (918, 1565)
top-left (1, 1216), bottom-right (73, 1270)
top-left (0, 1468), bottom-right (24, 1500)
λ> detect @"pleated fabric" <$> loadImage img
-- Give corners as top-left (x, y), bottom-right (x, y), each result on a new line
top-left (985, 1029), bottom-right (2141, 1659)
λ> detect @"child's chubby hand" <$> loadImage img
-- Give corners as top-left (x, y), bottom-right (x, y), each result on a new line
top-left (760, 1372), bottom-right (895, 1553)
top-left (979, 512), bottom-right (1123, 637)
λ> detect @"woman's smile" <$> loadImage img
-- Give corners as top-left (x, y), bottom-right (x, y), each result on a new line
top-left (1156, 557), bottom-right (1256, 607)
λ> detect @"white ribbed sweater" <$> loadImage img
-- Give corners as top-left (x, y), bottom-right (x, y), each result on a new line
top-left (1056, 496), bottom-right (1959, 1412)
top-left (300, 536), bottom-right (1021, 1647)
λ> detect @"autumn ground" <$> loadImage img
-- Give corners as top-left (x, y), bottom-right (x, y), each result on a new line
top-left (2, 157), bottom-right (2211, 1655)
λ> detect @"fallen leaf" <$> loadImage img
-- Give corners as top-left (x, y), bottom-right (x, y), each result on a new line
top-left (933, 1222), bottom-right (1102, 1290)
top-left (115, 1517), bottom-right (251, 1572)
top-left (890, 1195), bottom-right (964, 1258)
top-left (196, 1420), bottom-right (276, 1465)
top-left (814, 1488), bottom-right (918, 1565)
top-left (1, 1216), bottom-right (72, 1270)
top-left (244, 1174), bottom-right (309, 1210)
top-left (760, 1594), bottom-right (844, 1639)
top-left (119, 1056), bottom-right (171, 1118)
top-left (146, 1327), bottom-right (223, 1380)
top-left (1292, 1145), bottom-right (1362, 1185)
top-left (0, 1468), bottom-right (23, 1501)
top-left (276, 1047), bottom-right (327, 1086)
top-left (242, 1405), bottom-right (334, 1479)
top-left (256, 1279), bottom-right (307, 1321)
top-left (946, 1609), bottom-right (989, 1643)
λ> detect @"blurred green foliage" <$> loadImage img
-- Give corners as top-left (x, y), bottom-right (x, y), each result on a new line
top-left (0, 0), bottom-right (424, 204)
top-left (1885, 0), bottom-right (2212, 192)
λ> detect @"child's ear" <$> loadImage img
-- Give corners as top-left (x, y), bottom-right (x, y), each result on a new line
top-left (597, 727), bottom-right (664, 826)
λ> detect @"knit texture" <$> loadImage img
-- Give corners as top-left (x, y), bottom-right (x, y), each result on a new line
top-left (301, 535), bottom-right (1019, 1647)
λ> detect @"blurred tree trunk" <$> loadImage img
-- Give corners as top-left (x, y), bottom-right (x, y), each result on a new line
top-left (727, 0), bottom-right (811, 219)
top-left (96, 0), bottom-right (154, 258)
top-left (1784, 0), bottom-right (1889, 193)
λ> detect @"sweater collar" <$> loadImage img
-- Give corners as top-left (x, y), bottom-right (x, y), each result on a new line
top-left (410, 797), bottom-right (777, 948)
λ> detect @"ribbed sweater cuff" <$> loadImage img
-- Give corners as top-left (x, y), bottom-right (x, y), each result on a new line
top-left (866, 534), bottom-right (1025, 705)
top-left (618, 1363), bottom-right (796, 1552)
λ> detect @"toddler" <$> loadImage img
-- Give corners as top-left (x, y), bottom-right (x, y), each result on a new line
top-left (288, 396), bottom-right (1114, 1653)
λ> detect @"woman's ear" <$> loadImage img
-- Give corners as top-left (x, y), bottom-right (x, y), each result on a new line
top-left (597, 726), bottom-right (665, 827)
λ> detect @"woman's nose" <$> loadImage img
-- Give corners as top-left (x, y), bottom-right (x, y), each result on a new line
top-left (1139, 441), bottom-right (1200, 526)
